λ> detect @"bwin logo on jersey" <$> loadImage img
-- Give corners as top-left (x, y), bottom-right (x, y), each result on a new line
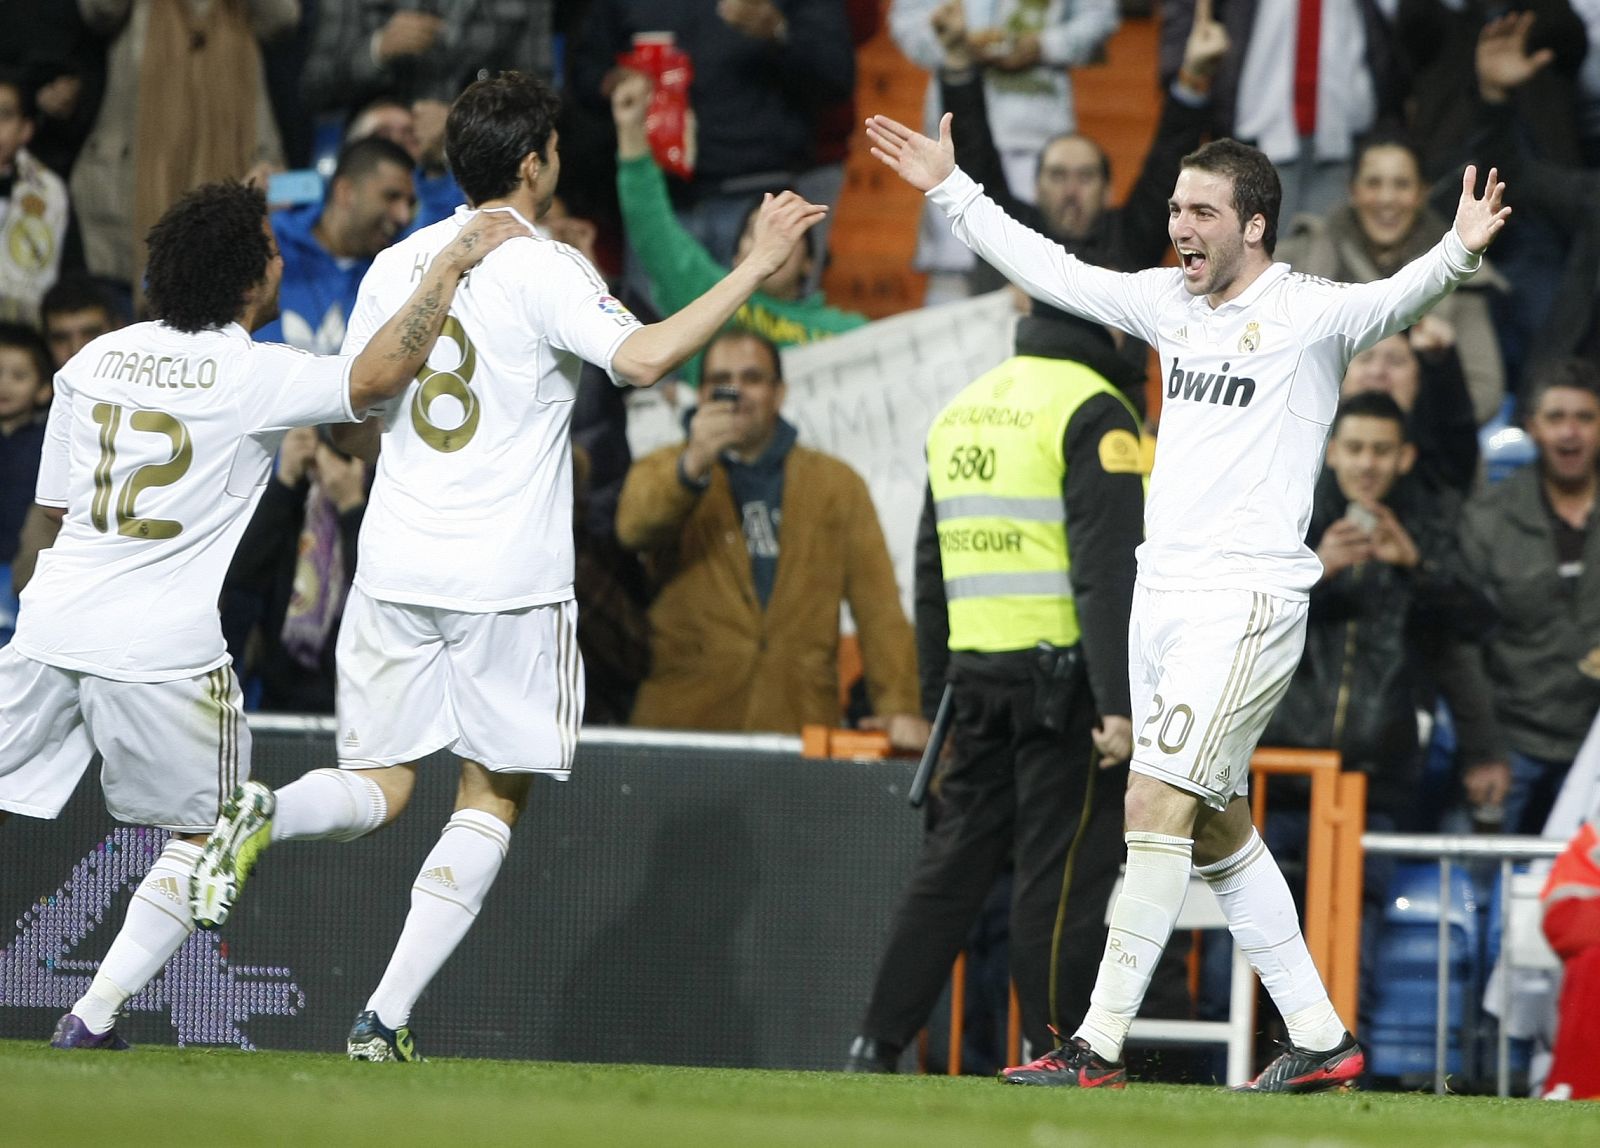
top-left (1166, 358), bottom-right (1257, 408)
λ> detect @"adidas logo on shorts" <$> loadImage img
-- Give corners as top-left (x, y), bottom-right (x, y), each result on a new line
top-left (343, 728), bottom-right (360, 748)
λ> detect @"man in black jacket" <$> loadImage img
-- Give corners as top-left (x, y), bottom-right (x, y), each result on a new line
top-left (1266, 392), bottom-right (1495, 829)
top-left (1261, 391), bottom-right (1497, 1028)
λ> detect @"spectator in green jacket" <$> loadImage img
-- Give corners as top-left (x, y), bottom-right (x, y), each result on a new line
top-left (611, 71), bottom-right (867, 388)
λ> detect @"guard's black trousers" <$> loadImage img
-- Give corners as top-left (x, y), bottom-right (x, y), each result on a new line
top-left (858, 654), bottom-right (1127, 1056)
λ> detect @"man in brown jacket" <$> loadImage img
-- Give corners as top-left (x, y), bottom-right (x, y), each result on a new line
top-left (617, 329), bottom-right (923, 737)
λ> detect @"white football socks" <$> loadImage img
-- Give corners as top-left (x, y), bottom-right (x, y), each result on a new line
top-left (1198, 828), bottom-right (1346, 1052)
top-left (270, 768), bottom-right (388, 842)
top-left (1075, 832), bottom-right (1194, 1063)
top-left (73, 839), bottom-right (202, 1034)
top-left (365, 808), bottom-right (512, 1030)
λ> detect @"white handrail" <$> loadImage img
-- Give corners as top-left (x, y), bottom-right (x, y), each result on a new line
top-left (1361, 832), bottom-right (1563, 1097)
top-left (247, 714), bottom-right (805, 756)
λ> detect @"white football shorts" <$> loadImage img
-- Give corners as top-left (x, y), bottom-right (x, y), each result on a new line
top-left (0, 647), bottom-right (248, 832)
top-left (1127, 584), bottom-right (1308, 810)
top-left (334, 587), bottom-right (583, 776)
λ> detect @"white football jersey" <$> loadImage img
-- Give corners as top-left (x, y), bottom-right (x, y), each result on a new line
top-left (16, 322), bottom-right (355, 681)
top-left (345, 207), bottom-right (642, 612)
top-left (929, 169), bottom-right (1483, 599)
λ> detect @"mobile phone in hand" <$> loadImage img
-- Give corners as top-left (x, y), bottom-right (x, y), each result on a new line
top-left (1346, 502), bottom-right (1379, 533)
top-left (267, 169), bottom-right (324, 207)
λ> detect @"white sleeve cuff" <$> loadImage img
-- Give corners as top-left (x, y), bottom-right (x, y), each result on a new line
top-left (925, 167), bottom-right (982, 216)
top-left (1444, 227), bottom-right (1483, 275)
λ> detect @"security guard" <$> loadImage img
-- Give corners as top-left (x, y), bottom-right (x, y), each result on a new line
top-left (845, 304), bottom-right (1146, 1071)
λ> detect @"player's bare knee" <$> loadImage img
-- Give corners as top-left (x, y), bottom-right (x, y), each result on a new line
top-left (1191, 797), bottom-right (1255, 866)
top-left (1122, 772), bottom-right (1200, 838)
top-left (454, 760), bottom-right (529, 828)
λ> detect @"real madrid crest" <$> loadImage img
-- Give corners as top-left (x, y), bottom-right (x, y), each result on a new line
top-left (6, 215), bottom-right (54, 271)
top-left (1238, 321), bottom-right (1260, 354)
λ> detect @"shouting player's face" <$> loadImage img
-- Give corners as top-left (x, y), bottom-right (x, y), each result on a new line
top-left (1169, 168), bottom-right (1257, 300)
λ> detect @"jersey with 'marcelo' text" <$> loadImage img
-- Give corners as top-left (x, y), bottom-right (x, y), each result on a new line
top-left (16, 322), bottom-right (354, 680)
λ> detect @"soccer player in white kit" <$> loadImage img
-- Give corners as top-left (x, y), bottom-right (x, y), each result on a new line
top-left (864, 112), bottom-right (1510, 1090)
top-left (0, 180), bottom-right (525, 1050)
top-left (191, 72), bottom-right (828, 1061)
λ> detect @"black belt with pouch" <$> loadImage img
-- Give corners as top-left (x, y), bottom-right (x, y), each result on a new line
top-left (1031, 641), bottom-right (1084, 733)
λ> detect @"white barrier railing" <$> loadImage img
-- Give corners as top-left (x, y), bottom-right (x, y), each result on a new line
top-left (1360, 833), bottom-right (1565, 1097)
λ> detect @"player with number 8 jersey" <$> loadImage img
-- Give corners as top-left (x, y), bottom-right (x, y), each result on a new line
top-left (189, 72), bottom-right (830, 1061)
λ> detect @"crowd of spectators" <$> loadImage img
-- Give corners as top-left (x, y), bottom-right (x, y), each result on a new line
top-left (5, 0), bottom-right (1600, 1085)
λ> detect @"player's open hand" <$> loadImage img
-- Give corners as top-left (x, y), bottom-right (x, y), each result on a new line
top-left (865, 113), bottom-right (955, 193)
top-left (1454, 164), bottom-right (1510, 255)
top-left (745, 191), bottom-right (828, 277)
top-left (442, 208), bottom-right (534, 274)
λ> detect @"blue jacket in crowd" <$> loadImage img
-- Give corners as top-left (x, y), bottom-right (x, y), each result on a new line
top-left (254, 203), bottom-right (374, 354)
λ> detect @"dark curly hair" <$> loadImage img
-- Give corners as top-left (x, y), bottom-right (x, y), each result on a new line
top-left (144, 181), bottom-right (274, 333)
top-left (445, 71), bottom-right (561, 206)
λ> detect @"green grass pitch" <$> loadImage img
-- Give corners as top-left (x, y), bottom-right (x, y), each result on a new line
top-left (3, 1041), bottom-right (1588, 1146)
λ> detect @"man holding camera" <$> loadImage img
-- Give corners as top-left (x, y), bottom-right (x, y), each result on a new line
top-left (617, 327), bottom-right (922, 741)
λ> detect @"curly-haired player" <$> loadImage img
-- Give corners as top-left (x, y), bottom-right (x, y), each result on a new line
top-left (0, 179), bottom-right (526, 1051)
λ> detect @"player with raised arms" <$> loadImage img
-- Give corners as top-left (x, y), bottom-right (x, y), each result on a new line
top-left (863, 105), bottom-right (1508, 1090)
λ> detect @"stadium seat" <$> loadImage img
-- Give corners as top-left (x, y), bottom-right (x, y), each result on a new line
top-left (1366, 862), bottom-right (1481, 1078)
top-left (1479, 396), bottom-right (1537, 485)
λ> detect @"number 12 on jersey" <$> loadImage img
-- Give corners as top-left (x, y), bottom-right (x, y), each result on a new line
top-left (89, 402), bottom-right (193, 539)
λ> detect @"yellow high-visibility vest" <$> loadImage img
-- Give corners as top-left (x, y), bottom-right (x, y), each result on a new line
top-left (926, 355), bottom-right (1140, 652)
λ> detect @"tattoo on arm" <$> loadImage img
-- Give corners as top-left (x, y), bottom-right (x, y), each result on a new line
top-left (390, 281), bottom-right (446, 361)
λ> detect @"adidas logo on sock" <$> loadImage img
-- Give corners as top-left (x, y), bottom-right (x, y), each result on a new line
top-left (421, 866), bottom-right (458, 890)
top-left (151, 876), bottom-right (184, 905)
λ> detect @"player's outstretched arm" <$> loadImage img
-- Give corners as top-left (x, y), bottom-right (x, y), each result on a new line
top-left (609, 191), bottom-right (827, 387)
top-left (346, 209), bottom-right (532, 411)
top-left (1454, 164), bottom-right (1511, 255)
top-left (865, 112), bottom-right (955, 193)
